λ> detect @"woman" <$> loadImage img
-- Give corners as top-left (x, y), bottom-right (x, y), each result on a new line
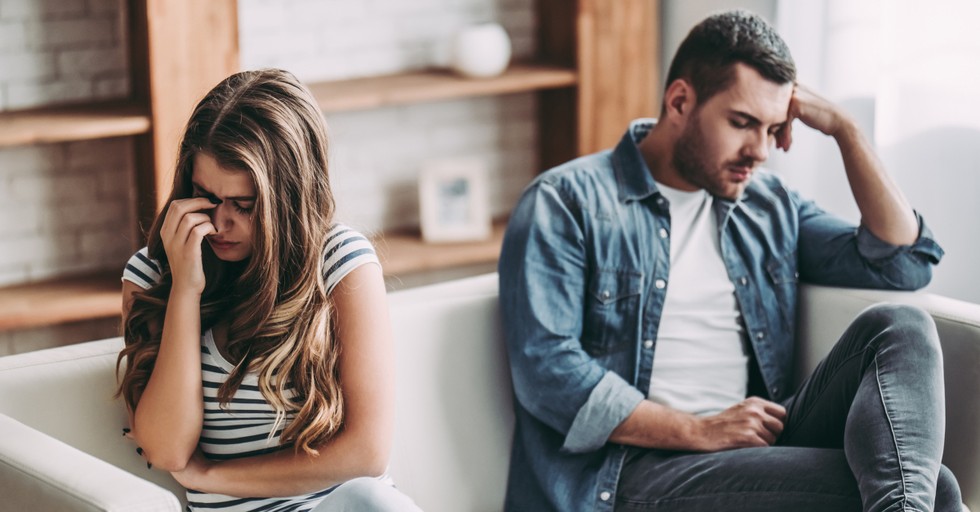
top-left (118, 69), bottom-right (420, 511)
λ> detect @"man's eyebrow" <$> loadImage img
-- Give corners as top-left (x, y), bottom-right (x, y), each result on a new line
top-left (191, 181), bottom-right (256, 201)
top-left (730, 110), bottom-right (763, 125)
top-left (730, 110), bottom-right (789, 129)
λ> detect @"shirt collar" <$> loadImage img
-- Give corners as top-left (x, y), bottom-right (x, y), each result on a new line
top-left (611, 118), bottom-right (663, 203)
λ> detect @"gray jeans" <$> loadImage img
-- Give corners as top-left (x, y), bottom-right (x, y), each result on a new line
top-left (616, 304), bottom-right (963, 511)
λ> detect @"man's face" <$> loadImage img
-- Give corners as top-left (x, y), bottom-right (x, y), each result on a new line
top-left (672, 63), bottom-right (794, 200)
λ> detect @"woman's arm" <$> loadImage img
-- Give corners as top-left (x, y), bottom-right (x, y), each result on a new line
top-left (128, 198), bottom-right (217, 471)
top-left (171, 262), bottom-right (395, 496)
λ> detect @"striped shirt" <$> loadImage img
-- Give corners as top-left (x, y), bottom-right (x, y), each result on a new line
top-left (122, 224), bottom-right (387, 512)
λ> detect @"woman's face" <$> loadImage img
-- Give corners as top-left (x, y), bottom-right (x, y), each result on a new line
top-left (190, 153), bottom-right (257, 262)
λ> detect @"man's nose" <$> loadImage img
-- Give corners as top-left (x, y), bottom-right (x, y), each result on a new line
top-left (744, 130), bottom-right (770, 162)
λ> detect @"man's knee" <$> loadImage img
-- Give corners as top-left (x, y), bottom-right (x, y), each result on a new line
top-left (935, 464), bottom-right (963, 511)
top-left (327, 478), bottom-right (417, 512)
top-left (855, 303), bottom-right (940, 357)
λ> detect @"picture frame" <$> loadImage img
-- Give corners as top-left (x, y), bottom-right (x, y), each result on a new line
top-left (418, 158), bottom-right (492, 243)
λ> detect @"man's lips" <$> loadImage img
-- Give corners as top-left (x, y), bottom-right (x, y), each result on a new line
top-left (727, 163), bottom-right (755, 181)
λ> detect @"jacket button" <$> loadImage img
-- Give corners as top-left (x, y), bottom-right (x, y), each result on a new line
top-left (739, 277), bottom-right (748, 286)
top-left (659, 228), bottom-right (668, 239)
top-left (600, 491), bottom-right (611, 501)
top-left (756, 332), bottom-right (766, 339)
top-left (655, 279), bottom-right (666, 289)
top-left (601, 291), bottom-right (611, 300)
top-left (643, 339), bottom-right (653, 349)
top-left (771, 386), bottom-right (779, 396)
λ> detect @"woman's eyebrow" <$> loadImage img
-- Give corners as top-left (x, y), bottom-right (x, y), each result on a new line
top-left (192, 182), bottom-right (256, 201)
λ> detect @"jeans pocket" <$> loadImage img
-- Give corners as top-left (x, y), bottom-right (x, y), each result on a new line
top-left (583, 268), bottom-right (643, 356)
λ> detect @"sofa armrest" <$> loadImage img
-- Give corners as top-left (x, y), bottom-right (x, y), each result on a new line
top-left (0, 414), bottom-right (181, 512)
top-left (797, 284), bottom-right (980, 512)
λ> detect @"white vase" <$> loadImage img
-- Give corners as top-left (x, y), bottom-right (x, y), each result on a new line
top-left (450, 23), bottom-right (512, 78)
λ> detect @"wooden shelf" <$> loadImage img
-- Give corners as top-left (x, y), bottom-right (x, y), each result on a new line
top-left (309, 63), bottom-right (577, 113)
top-left (373, 220), bottom-right (506, 277)
top-left (0, 271), bottom-right (122, 332)
top-left (0, 101), bottom-right (151, 147)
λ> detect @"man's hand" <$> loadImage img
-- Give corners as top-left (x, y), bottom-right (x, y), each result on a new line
top-left (692, 396), bottom-right (786, 452)
top-left (776, 84), bottom-right (855, 152)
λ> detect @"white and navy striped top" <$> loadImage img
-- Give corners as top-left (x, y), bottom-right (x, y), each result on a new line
top-left (122, 224), bottom-right (388, 512)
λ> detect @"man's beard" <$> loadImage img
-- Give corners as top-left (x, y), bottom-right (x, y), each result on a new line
top-left (671, 110), bottom-right (756, 200)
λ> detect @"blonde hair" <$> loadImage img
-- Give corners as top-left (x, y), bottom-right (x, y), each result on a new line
top-left (118, 69), bottom-right (341, 455)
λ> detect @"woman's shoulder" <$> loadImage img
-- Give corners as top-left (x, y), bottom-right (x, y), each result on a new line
top-left (122, 247), bottom-right (162, 290)
top-left (322, 223), bottom-right (380, 294)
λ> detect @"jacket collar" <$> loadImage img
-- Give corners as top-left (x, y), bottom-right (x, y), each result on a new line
top-left (611, 119), bottom-right (662, 204)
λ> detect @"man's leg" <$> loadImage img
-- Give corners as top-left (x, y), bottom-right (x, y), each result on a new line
top-left (616, 445), bottom-right (862, 511)
top-left (779, 303), bottom-right (959, 511)
top-left (616, 304), bottom-right (962, 512)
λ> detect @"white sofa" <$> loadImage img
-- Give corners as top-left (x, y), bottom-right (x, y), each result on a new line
top-left (0, 274), bottom-right (978, 511)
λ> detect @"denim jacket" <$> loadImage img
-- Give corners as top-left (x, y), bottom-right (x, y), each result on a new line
top-left (498, 119), bottom-right (944, 512)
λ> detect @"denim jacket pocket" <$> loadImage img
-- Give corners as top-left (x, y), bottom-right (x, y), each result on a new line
top-left (765, 252), bottom-right (798, 331)
top-left (582, 269), bottom-right (643, 357)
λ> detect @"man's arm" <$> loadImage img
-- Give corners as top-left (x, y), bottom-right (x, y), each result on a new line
top-left (778, 84), bottom-right (918, 245)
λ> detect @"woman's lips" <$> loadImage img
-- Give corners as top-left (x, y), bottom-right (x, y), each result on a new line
top-left (208, 238), bottom-right (238, 250)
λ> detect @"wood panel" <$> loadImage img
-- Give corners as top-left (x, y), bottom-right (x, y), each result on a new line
top-left (536, 0), bottom-right (579, 170)
top-left (130, 0), bottom-right (240, 240)
top-left (0, 102), bottom-right (150, 147)
top-left (0, 272), bottom-right (121, 332)
top-left (310, 64), bottom-right (577, 113)
top-left (373, 220), bottom-right (507, 277)
top-left (576, 0), bottom-right (660, 154)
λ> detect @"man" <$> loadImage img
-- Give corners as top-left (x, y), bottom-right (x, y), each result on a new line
top-left (499, 10), bottom-right (962, 512)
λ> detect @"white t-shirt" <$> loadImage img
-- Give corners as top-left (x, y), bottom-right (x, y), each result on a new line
top-left (647, 185), bottom-right (750, 416)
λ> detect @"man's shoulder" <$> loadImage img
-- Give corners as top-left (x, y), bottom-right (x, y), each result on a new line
top-left (530, 150), bottom-right (617, 196)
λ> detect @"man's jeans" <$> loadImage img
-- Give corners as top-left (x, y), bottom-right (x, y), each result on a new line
top-left (616, 304), bottom-right (963, 511)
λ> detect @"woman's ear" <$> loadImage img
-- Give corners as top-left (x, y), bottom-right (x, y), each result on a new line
top-left (663, 79), bottom-right (696, 121)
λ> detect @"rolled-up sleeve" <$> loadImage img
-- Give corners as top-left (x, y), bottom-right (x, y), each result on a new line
top-left (797, 192), bottom-right (944, 290)
top-left (499, 180), bottom-right (641, 453)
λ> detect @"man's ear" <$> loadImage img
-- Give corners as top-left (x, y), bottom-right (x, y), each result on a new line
top-left (663, 79), bottom-right (696, 121)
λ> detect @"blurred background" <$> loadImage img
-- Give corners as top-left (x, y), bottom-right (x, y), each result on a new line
top-left (0, 0), bottom-right (976, 353)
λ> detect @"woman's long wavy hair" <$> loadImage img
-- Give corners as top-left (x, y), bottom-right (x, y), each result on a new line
top-left (117, 69), bottom-right (341, 455)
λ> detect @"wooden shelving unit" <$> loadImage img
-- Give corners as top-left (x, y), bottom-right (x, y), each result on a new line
top-left (0, 272), bottom-right (122, 332)
top-left (0, 102), bottom-right (150, 147)
top-left (0, 0), bottom-right (659, 337)
top-left (310, 63), bottom-right (577, 113)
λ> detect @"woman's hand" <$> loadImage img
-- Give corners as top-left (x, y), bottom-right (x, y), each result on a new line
top-left (160, 198), bottom-right (218, 295)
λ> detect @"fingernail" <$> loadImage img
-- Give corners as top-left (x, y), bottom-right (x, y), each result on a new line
top-left (136, 447), bottom-right (143, 456)
top-left (147, 462), bottom-right (153, 469)
top-left (122, 428), bottom-right (130, 435)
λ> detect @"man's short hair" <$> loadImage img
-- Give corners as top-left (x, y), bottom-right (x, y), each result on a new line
top-left (664, 10), bottom-right (796, 109)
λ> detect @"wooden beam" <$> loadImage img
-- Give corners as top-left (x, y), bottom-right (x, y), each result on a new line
top-left (129, 0), bottom-right (239, 240)
top-left (536, 0), bottom-right (580, 170)
top-left (576, 0), bottom-right (659, 154)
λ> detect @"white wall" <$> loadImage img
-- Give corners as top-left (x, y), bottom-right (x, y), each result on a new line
top-left (0, 0), bottom-right (135, 287)
top-left (238, 0), bottom-right (539, 234)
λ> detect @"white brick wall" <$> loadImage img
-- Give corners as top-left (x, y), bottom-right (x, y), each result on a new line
top-left (0, 0), bottom-right (135, 290)
top-left (238, 0), bottom-right (540, 234)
